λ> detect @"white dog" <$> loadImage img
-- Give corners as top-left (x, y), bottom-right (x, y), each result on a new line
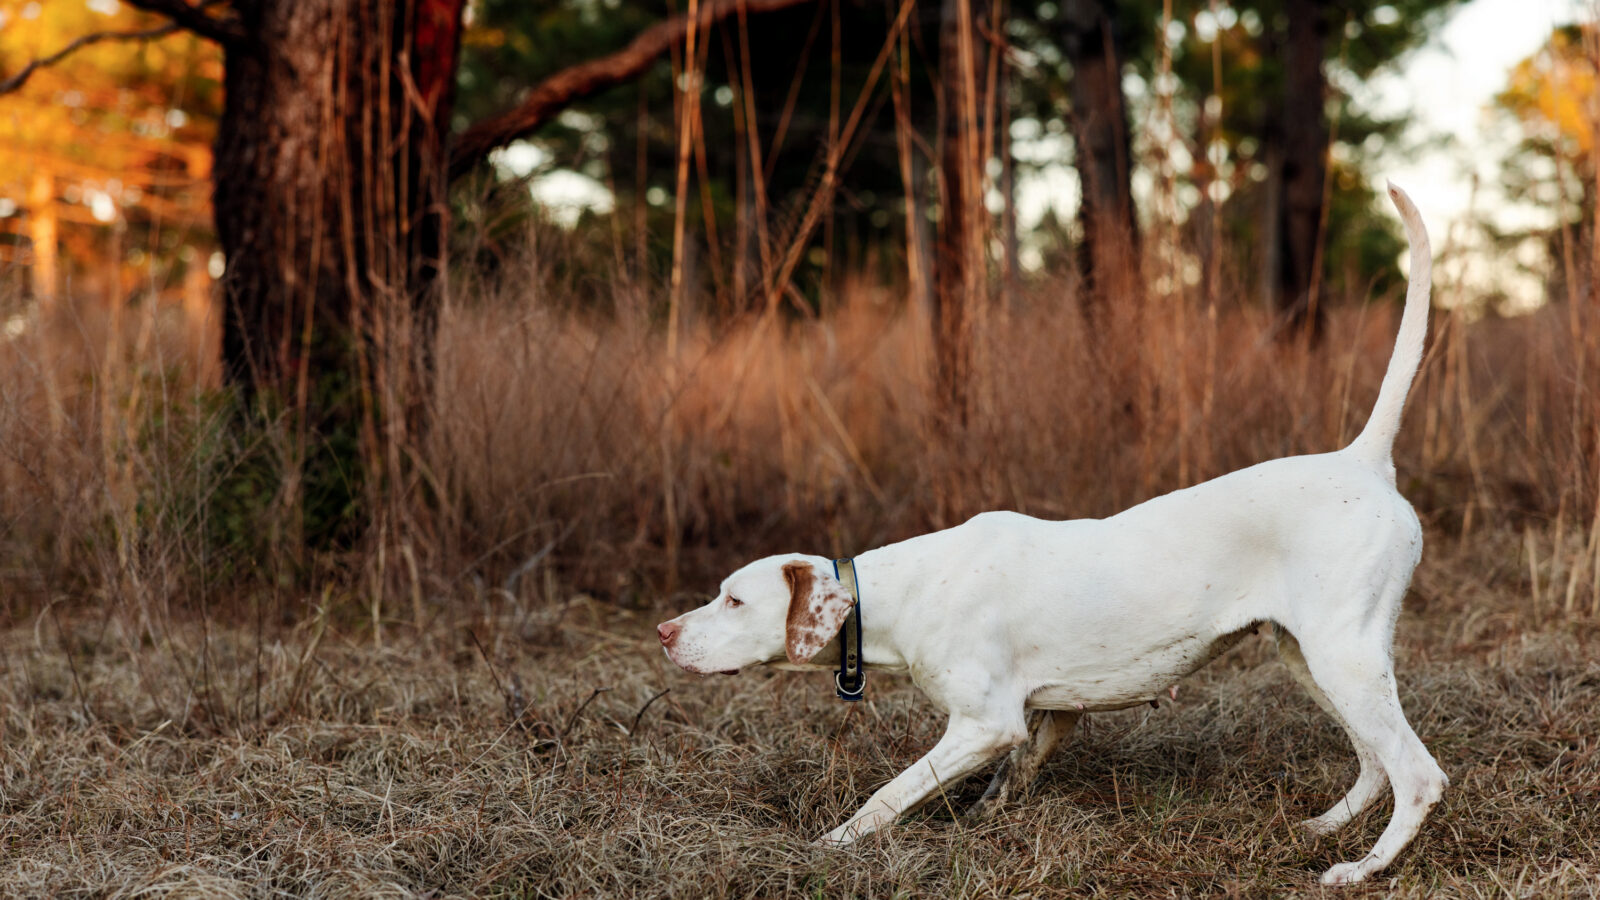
top-left (658, 184), bottom-right (1445, 885)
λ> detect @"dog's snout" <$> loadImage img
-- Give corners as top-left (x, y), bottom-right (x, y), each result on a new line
top-left (657, 621), bottom-right (680, 647)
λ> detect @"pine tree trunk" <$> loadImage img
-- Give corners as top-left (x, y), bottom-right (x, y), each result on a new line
top-left (1274, 0), bottom-right (1328, 338)
top-left (934, 0), bottom-right (988, 431)
top-left (213, 0), bottom-right (463, 553)
top-left (1061, 0), bottom-right (1138, 318)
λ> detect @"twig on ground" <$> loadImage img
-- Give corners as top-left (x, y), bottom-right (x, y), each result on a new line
top-left (561, 687), bottom-right (612, 739)
top-left (629, 688), bottom-right (671, 737)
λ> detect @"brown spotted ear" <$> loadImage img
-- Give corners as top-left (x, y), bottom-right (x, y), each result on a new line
top-left (783, 562), bottom-right (855, 664)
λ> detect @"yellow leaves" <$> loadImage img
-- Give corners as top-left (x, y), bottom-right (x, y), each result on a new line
top-left (1498, 25), bottom-right (1600, 157)
top-left (464, 25), bottom-right (508, 48)
top-left (0, 0), bottom-right (218, 275)
top-left (0, 0), bottom-right (218, 188)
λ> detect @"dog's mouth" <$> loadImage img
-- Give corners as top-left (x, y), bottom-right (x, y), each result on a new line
top-left (662, 649), bottom-right (741, 677)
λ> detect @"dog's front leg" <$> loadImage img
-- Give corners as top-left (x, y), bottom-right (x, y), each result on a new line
top-left (968, 708), bottom-right (1082, 820)
top-left (817, 713), bottom-right (1025, 845)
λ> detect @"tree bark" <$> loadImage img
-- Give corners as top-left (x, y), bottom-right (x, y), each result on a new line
top-left (1274, 0), bottom-right (1328, 338)
top-left (934, 0), bottom-right (989, 430)
top-left (50, 0), bottom-right (808, 572)
top-left (1060, 0), bottom-right (1138, 319)
top-left (214, 0), bottom-right (464, 550)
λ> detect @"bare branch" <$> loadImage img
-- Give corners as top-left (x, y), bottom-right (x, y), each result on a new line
top-left (0, 22), bottom-right (180, 97)
top-left (122, 0), bottom-right (245, 45)
top-left (449, 0), bottom-right (816, 181)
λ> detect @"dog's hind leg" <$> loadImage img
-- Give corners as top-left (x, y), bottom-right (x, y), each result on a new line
top-left (967, 709), bottom-right (1081, 820)
top-left (1294, 621), bottom-right (1448, 885)
top-left (1274, 626), bottom-right (1388, 835)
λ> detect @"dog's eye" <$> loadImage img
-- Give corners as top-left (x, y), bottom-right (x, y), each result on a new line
top-left (726, 596), bottom-right (744, 608)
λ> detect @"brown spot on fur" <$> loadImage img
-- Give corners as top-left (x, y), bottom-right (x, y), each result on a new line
top-left (783, 563), bottom-right (817, 663)
top-left (783, 561), bottom-right (857, 663)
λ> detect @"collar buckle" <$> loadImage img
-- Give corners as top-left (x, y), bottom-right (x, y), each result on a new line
top-left (832, 557), bottom-right (865, 701)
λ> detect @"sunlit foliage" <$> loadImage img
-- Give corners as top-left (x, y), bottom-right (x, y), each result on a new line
top-left (0, 0), bottom-right (220, 294)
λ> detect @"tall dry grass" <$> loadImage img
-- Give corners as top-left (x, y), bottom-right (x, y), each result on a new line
top-left (4, 222), bottom-right (1600, 623)
top-left (0, 291), bottom-right (230, 617)
top-left (427, 240), bottom-right (1600, 614)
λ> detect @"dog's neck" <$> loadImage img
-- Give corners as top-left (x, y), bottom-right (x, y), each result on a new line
top-left (771, 546), bottom-right (915, 674)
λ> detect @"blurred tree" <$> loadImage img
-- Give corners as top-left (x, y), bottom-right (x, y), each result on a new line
top-left (1161, 0), bottom-right (1462, 334)
top-left (933, 0), bottom-right (989, 428)
top-left (0, 0), bottom-right (220, 309)
top-left (456, 0), bottom-right (942, 313)
top-left (6, 0), bottom-right (811, 576)
top-left (1059, 0), bottom-right (1140, 317)
top-left (1496, 23), bottom-right (1597, 305)
top-left (1274, 0), bottom-right (1329, 335)
top-left (455, 0), bottom-right (1143, 320)
top-left (202, 0), bottom-right (466, 564)
top-left (3, 0), bottom-right (470, 562)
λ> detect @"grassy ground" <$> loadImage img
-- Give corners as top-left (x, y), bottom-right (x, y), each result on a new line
top-left (3, 529), bottom-right (1597, 899)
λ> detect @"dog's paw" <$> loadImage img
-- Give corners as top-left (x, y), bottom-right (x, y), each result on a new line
top-left (813, 826), bottom-right (858, 847)
top-left (960, 797), bottom-right (998, 819)
top-left (1297, 814), bottom-right (1344, 837)
top-left (1319, 858), bottom-right (1378, 885)
top-left (816, 810), bottom-right (894, 847)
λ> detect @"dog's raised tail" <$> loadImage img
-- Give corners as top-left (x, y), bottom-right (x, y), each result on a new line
top-left (1346, 182), bottom-right (1432, 469)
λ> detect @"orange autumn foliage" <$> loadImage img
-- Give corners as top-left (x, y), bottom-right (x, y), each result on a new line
top-left (0, 0), bottom-right (220, 298)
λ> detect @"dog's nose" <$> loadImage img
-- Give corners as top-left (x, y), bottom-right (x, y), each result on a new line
top-left (657, 622), bottom-right (680, 646)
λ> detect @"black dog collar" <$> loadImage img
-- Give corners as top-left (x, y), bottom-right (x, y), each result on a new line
top-left (832, 558), bottom-right (865, 701)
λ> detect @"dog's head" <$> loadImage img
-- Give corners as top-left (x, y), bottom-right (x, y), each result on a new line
top-left (656, 555), bottom-right (856, 675)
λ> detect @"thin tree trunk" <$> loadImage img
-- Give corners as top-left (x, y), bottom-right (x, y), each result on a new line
top-left (26, 170), bottom-right (57, 310)
top-left (910, 152), bottom-right (935, 319)
top-left (1061, 0), bottom-right (1138, 319)
top-left (934, 0), bottom-right (988, 430)
top-left (1259, 130), bottom-right (1281, 311)
top-left (1274, 0), bottom-right (1328, 338)
top-left (891, 22), bottom-right (932, 321)
top-left (733, 86), bottom-right (754, 310)
top-left (930, 0), bottom-right (990, 523)
top-left (999, 46), bottom-right (1020, 303)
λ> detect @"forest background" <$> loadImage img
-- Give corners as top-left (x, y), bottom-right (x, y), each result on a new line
top-left (1, 0), bottom-right (1597, 895)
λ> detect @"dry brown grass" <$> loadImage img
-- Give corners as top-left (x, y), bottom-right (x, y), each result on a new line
top-left (0, 296), bottom-right (227, 614)
top-left (5, 235), bottom-right (1599, 611)
top-left (428, 260), bottom-right (1600, 610)
top-left (2, 531), bottom-right (1597, 897)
